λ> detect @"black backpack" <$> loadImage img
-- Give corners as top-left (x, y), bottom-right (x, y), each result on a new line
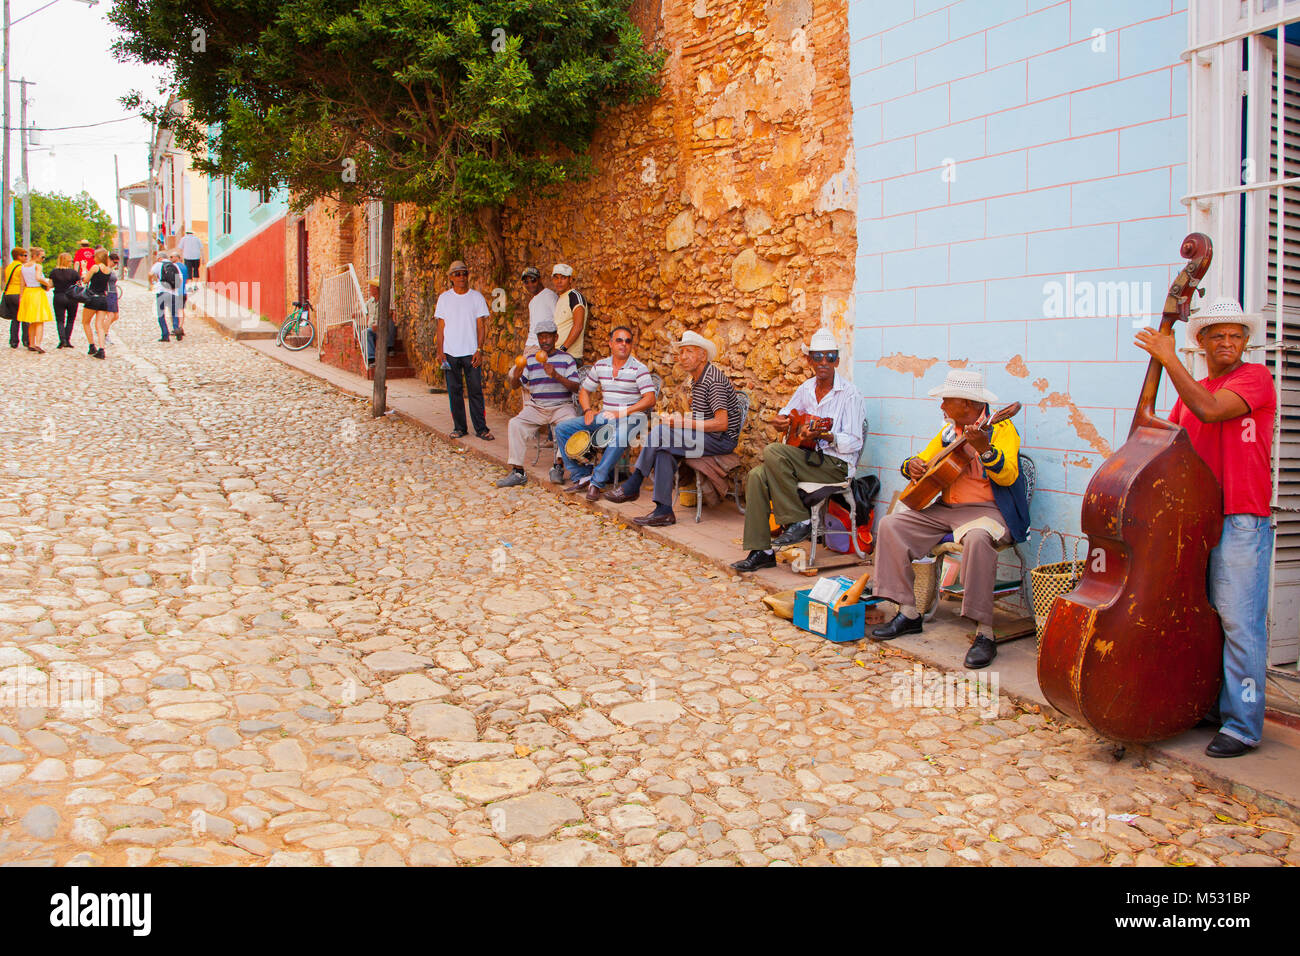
top-left (160, 261), bottom-right (179, 289)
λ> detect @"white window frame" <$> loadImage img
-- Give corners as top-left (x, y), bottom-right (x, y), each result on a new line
top-left (220, 176), bottom-right (232, 236)
top-left (1185, 0), bottom-right (1300, 667)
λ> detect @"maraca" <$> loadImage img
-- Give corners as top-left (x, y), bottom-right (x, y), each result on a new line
top-left (535, 350), bottom-right (548, 364)
top-left (514, 355), bottom-right (527, 370)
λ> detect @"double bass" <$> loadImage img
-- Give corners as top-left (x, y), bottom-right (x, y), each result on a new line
top-left (1037, 233), bottom-right (1223, 745)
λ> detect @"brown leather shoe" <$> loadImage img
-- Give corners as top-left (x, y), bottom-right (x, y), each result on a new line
top-left (604, 485), bottom-right (639, 504)
top-left (585, 483), bottom-right (605, 502)
top-left (633, 510), bottom-right (676, 527)
top-left (563, 479), bottom-right (588, 493)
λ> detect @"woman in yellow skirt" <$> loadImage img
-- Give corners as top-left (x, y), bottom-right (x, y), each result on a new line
top-left (17, 245), bottom-right (54, 353)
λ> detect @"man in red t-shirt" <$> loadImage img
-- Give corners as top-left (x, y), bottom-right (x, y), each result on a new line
top-left (1136, 297), bottom-right (1275, 758)
top-left (72, 240), bottom-right (95, 278)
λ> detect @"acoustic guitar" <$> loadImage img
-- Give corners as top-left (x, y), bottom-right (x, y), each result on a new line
top-left (783, 409), bottom-right (834, 450)
top-left (898, 402), bottom-right (1022, 510)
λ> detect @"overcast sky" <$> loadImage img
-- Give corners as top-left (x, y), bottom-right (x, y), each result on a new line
top-left (7, 0), bottom-right (168, 220)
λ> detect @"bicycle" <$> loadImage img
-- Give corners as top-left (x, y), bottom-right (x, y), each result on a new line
top-left (277, 299), bottom-right (316, 351)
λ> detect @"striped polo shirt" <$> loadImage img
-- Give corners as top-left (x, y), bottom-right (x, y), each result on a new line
top-left (582, 355), bottom-right (655, 410)
top-left (690, 363), bottom-right (743, 443)
top-left (521, 350), bottom-right (580, 406)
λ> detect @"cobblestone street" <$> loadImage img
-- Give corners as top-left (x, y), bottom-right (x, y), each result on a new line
top-left (0, 289), bottom-right (1293, 867)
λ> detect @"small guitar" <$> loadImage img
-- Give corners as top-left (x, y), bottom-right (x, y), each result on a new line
top-left (783, 409), bottom-right (834, 450)
top-left (898, 402), bottom-right (1022, 510)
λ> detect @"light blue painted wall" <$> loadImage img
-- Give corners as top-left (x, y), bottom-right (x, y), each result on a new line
top-left (205, 127), bottom-right (289, 264)
top-left (849, 0), bottom-right (1189, 556)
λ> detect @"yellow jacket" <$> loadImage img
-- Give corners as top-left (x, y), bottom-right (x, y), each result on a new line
top-left (901, 419), bottom-right (1021, 487)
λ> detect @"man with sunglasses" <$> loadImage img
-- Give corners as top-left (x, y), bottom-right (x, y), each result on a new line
top-left (435, 260), bottom-right (494, 440)
top-left (554, 325), bottom-right (657, 500)
top-left (732, 330), bottom-right (865, 573)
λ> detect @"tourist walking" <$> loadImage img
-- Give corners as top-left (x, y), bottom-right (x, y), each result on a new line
top-left (179, 229), bottom-right (203, 285)
top-left (100, 253), bottom-right (123, 346)
top-left (149, 251), bottom-right (183, 341)
top-left (16, 246), bottom-right (54, 353)
top-left (49, 252), bottom-right (81, 349)
top-left (72, 239), bottom-right (95, 277)
top-left (82, 248), bottom-right (112, 359)
top-left (4, 247), bottom-right (27, 349)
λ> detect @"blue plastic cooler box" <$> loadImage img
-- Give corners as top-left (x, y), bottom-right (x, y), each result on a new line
top-left (793, 584), bottom-right (875, 643)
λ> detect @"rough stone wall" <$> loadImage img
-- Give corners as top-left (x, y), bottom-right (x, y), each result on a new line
top-left (308, 0), bottom-right (856, 470)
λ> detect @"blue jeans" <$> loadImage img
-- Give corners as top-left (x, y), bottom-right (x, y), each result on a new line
top-left (555, 412), bottom-right (646, 490)
top-left (157, 292), bottom-right (181, 336)
top-left (1208, 513), bottom-right (1273, 747)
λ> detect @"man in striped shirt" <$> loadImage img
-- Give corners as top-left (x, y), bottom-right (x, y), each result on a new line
top-left (496, 319), bottom-right (580, 488)
top-left (554, 325), bottom-right (657, 501)
top-left (604, 331), bottom-right (742, 526)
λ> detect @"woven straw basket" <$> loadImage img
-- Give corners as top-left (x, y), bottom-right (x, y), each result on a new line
top-left (1031, 531), bottom-right (1085, 642)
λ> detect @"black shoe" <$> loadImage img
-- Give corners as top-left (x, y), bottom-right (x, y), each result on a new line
top-left (964, 635), bottom-right (997, 669)
top-left (633, 510), bottom-right (676, 527)
top-left (94, 348), bottom-right (106, 360)
top-left (871, 611), bottom-right (923, 640)
top-left (1205, 732), bottom-right (1252, 758)
top-left (159, 336), bottom-right (170, 342)
top-left (176, 329), bottom-right (184, 341)
top-left (772, 520), bottom-right (812, 548)
top-left (731, 550), bottom-right (776, 573)
top-left (603, 484), bottom-right (639, 504)
top-left (88, 343), bottom-right (97, 354)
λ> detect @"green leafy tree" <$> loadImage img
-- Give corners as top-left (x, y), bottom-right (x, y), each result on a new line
top-left (27, 190), bottom-right (114, 258)
top-left (109, 0), bottom-right (663, 274)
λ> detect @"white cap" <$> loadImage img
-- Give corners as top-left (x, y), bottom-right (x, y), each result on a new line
top-left (1185, 296), bottom-right (1263, 346)
top-left (552, 263), bottom-right (573, 277)
top-left (927, 368), bottom-right (998, 403)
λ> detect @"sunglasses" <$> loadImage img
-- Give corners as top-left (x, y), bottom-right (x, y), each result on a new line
top-left (809, 351), bottom-right (839, 363)
top-left (450, 270), bottom-right (468, 277)
top-left (612, 337), bottom-right (632, 344)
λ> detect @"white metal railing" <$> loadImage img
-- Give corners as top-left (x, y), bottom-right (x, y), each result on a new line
top-left (316, 263), bottom-right (366, 357)
top-left (1185, 0), bottom-right (1300, 667)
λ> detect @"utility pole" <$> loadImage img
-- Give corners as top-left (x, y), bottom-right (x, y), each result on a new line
top-left (114, 154), bottom-right (125, 277)
top-left (2, 0), bottom-right (10, 255)
top-left (17, 74), bottom-right (30, 246)
top-left (372, 198), bottom-right (393, 417)
top-left (146, 120), bottom-right (155, 257)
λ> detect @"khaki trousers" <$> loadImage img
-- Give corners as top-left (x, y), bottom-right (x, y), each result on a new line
top-left (742, 443), bottom-right (849, 551)
top-left (507, 400), bottom-right (575, 466)
top-left (874, 500), bottom-right (1008, 627)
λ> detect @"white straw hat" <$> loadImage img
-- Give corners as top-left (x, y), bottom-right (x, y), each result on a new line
top-left (927, 368), bottom-right (998, 403)
top-left (676, 330), bottom-right (717, 362)
top-left (1185, 297), bottom-right (1264, 346)
top-left (801, 329), bottom-right (840, 354)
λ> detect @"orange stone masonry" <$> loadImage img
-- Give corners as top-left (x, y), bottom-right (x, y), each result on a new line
top-left (301, 0), bottom-right (855, 471)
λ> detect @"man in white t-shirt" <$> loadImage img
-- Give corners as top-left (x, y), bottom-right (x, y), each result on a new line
top-left (521, 266), bottom-right (559, 352)
top-left (179, 230), bottom-right (204, 284)
top-left (435, 260), bottom-right (493, 440)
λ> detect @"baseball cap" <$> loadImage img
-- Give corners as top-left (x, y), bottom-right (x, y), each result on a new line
top-left (552, 263), bottom-right (573, 277)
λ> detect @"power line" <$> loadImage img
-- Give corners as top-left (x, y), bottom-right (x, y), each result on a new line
top-left (1, 115), bottom-right (146, 132)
